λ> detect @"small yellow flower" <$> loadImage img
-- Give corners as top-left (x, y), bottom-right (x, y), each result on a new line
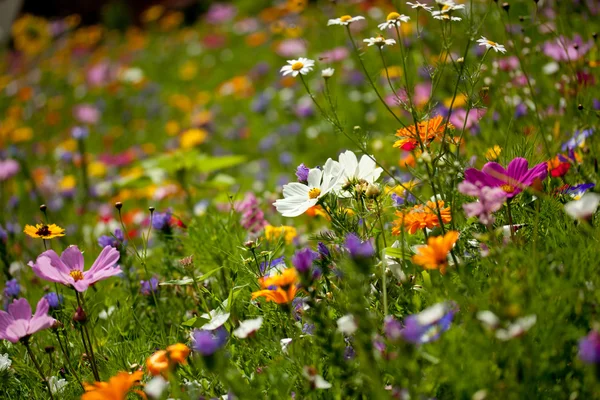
top-left (485, 145), bottom-right (502, 161)
top-left (11, 126), bottom-right (33, 143)
top-left (180, 128), bottom-right (208, 149)
top-left (24, 224), bottom-right (66, 239)
top-left (264, 225), bottom-right (297, 245)
top-left (12, 15), bottom-right (51, 56)
top-left (142, 5), bottom-right (165, 23)
top-left (179, 61), bottom-right (198, 81)
top-left (165, 120), bottom-right (180, 136)
top-left (59, 175), bottom-right (77, 191)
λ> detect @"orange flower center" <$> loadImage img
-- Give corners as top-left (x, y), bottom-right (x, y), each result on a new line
top-left (291, 61), bottom-right (304, 71)
top-left (501, 184), bottom-right (515, 193)
top-left (70, 270), bottom-right (84, 281)
top-left (387, 12), bottom-right (400, 21)
top-left (339, 15), bottom-right (353, 22)
top-left (308, 188), bottom-right (321, 199)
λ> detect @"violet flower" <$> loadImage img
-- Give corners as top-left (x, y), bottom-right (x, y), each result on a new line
top-left (28, 245), bottom-right (121, 292)
top-left (579, 330), bottom-right (600, 364)
top-left (464, 157), bottom-right (547, 198)
top-left (0, 298), bottom-right (56, 343)
top-left (458, 180), bottom-right (507, 225)
top-left (191, 327), bottom-right (228, 356)
top-left (140, 277), bottom-right (159, 296)
top-left (292, 248), bottom-right (318, 274)
top-left (543, 35), bottom-right (593, 62)
top-left (345, 233), bottom-right (374, 259)
top-left (0, 159), bottom-right (20, 181)
top-left (295, 164), bottom-right (310, 183)
top-left (236, 193), bottom-right (268, 235)
top-left (399, 302), bottom-right (456, 345)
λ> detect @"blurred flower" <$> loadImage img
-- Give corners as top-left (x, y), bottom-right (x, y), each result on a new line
top-left (233, 317), bottom-right (263, 339)
top-left (264, 225), bottom-right (297, 245)
top-left (393, 200), bottom-right (452, 235)
top-left (303, 366), bottom-right (332, 389)
top-left (337, 314), bottom-right (358, 335)
top-left (147, 343), bottom-right (190, 376)
top-left (180, 128), bottom-right (208, 149)
top-left (205, 3), bottom-right (237, 24)
top-left (378, 12), bottom-right (410, 30)
top-left (12, 15), bottom-right (51, 56)
top-left (327, 15), bottom-right (364, 26)
top-left (43, 292), bottom-right (63, 310)
top-left (364, 35), bottom-right (396, 48)
top-left (495, 315), bottom-right (536, 341)
top-left (321, 68), bottom-right (335, 78)
top-left (344, 233), bottom-right (374, 259)
top-left (152, 211), bottom-right (172, 231)
top-left (458, 181), bottom-right (507, 225)
top-left (23, 223), bottom-right (65, 239)
top-left (579, 330), bottom-right (600, 364)
top-left (562, 129), bottom-right (594, 151)
top-left (485, 145), bottom-right (502, 161)
top-left (141, 277), bottom-right (159, 296)
top-left (543, 35), bottom-right (593, 62)
top-left (547, 155), bottom-right (571, 178)
top-left (280, 58), bottom-right (315, 77)
top-left (0, 353), bottom-right (11, 371)
top-left (564, 183), bottom-right (595, 200)
top-left (252, 268), bottom-right (298, 304)
top-left (384, 315), bottom-right (403, 340)
top-left (477, 37), bottom-right (507, 53)
top-left (49, 376), bottom-right (68, 395)
top-left (236, 193), bottom-right (268, 235)
top-left (3, 279), bottom-right (20, 298)
top-left (191, 327), bottom-right (228, 356)
top-left (0, 298), bottom-right (56, 343)
top-left (407, 2), bottom-right (434, 11)
top-left (564, 193), bottom-right (600, 220)
top-left (73, 104), bottom-right (101, 125)
top-left (400, 302), bottom-right (456, 344)
top-left (82, 371), bottom-right (144, 400)
top-left (0, 159), bottom-right (20, 181)
top-left (292, 248), bottom-right (318, 274)
top-left (412, 231), bottom-right (459, 274)
top-left (97, 229), bottom-right (126, 249)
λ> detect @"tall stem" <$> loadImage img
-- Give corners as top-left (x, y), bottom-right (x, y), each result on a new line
top-left (24, 340), bottom-right (56, 400)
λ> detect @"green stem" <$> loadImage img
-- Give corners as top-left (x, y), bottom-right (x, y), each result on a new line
top-left (24, 340), bottom-right (56, 400)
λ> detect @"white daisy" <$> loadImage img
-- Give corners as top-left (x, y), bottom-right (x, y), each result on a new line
top-left (321, 68), bottom-right (335, 78)
top-left (233, 317), bottom-right (263, 339)
top-left (280, 57), bottom-right (315, 77)
top-left (303, 367), bottom-right (332, 389)
top-left (274, 159), bottom-right (342, 217)
top-left (406, 1), bottom-right (434, 11)
top-left (435, 0), bottom-right (464, 9)
top-left (477, 37), bottom-right (507, 53)
top-left (378, 12), bottom-right (411, 30)
top-left (332, 150), bottom-right (383, 197)
top-left (327, 15), bottom-right (365, 26)
top-left (564, 192), bottom-right (600, 220)
top-left (432, 13), bottom-right (462, 21)
top-left (363, 35), bottom-right (397, 47)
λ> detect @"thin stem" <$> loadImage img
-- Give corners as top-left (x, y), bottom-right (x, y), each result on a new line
top-left (24, 340), bottom-right (56, 400)
top-left (54, 330), bottom-right (85, 391)
top-left (375, 198), bottom-right (388, 316)
top-left (506, 200), bottom-right (515, 241)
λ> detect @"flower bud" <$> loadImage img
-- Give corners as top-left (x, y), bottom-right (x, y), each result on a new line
top-left (73, 306), bottom-right (87, 323)
top-left (365, 183), bottom-right (381, 199)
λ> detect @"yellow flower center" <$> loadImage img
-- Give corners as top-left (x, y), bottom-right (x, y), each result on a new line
top-left (339, 15), bottom-right (353, 22)
top-left (487, 40), bottom-right (497, 46)
top-left (442, 5), bottom-right (451, 11)
top-left (308, 188), bottom-right (321, 199)
top-left (501, 184), bottom-right (515, 193)
top-left (291, 61), bottom-right (304, 71)
top-left (70, 270), bottom-right (84, 282)
top-left (387, 12), bottom-right (400, 21)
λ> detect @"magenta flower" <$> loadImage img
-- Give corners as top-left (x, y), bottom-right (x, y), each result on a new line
top-left (464, 157), bottom-right (547, 198)
top-left (458, 181), bottom-right (507, 225)
top-left (29, 245), bottom-right (121, 292)
top-left (0, 298), bottom-right (56, 343)
top-left (542, 35), bottom-right (593, 62)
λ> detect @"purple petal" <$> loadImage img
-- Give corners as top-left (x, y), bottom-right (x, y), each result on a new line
top-left (506, 158), bottom-right (529, 180)
top-left (60, 245), bottom-right (85, 271)
top-left (30, 256), bottom-right (72, 286)
top-left (481, 162), bottom-right (510, 185)
top-left (8, 298), bottom-right (31, 321)
top-left (464, 168), bottom-right (501, 187)
top-left (28, 298), bottom-right (56, 335)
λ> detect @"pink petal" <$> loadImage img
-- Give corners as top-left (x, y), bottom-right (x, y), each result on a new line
top-left (36, 249), bottom-right (71, 275)
top-left (506, 157), bottom-right (529, 180)
top-left (465, 168), bottom-right (501, 187)
top-left (87, 246), bottom-right (120, 276)
top-left (8, 298), bottom-right (31, 321)
top-left (0, 310), bottom-right (16, 341)
top-left (60, 245), bottom-right (85, 271)
top-left (28, 298), bottom-right (56, 335)
top-left (481, 162), bottom-right (510, 185)
top-left (30, 256), bottom-right (73, 286)
top-left (83, 265), bottom-right (122, 287)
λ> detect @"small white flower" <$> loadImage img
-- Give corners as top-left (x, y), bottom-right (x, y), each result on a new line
top-left (336, 314), bottom-right (358, 335)
top-left (233, 317), bottom-right (263, 339)
top-left (495, 315), bottom-right (537, 341)
top-left (407, 1), bottom-right (434, 11)
top-left (363, 35), bottom-right (397, 48)
top-left (432, 13), bottom-right (462, 21)
top-left (321, 68), bottom-right (335, 78)
top-left (303, 366), bottom-right (332, 389)
top-left (0, 353), bottom-right (12, 371)
top-left (564, 192), bottom-right (600, 220)
top-left (119, 67), bottom-right (144, 84)
top-left (280, 338), bottom-right (293, 354)
top-left (327, 15), bottom-right (365, 26)
top-left (435, 0), bottom-right (465, 9)
top-left (280, 57), bottom-right (315, 77)
top-left (49, 376), bottom-right (68, 395)
top-left (331, 150), bottom-right (383, 198)
top-left (477, 37), bottom-right (507, 54)
top-left (378, 12), bottom-right (411, 30)
top-left (98, 306), bottom-right (115, 320)
top-left (477, 310), bottom-right (500, 329)
top-left (145, 376), bottom-right (169, 399)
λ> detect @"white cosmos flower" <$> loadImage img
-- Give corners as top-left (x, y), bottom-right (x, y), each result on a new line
top-left (233, 317), bottom-right (263, 339)
top-left (321, 68), bottom-right (335, 78)
top-left (327, 15), bottom-right (365, 26)
top-left (477, 37), bottom-right (507, 53)
top-left (145, 376), bottom-right (169, 399)
top-left (332, 150), bottom-right (383, 197)
top-left (378, 12), bottom-right (411, 30)
top-left (0, 353), bottom-right (11, 371)
top-left (280, 57), bottom-right (315, 77)
top-left (495, 315), bottom-right (537, 341)
top-left (564, 192), bottom-right (600, 220)
top-left (363, 35), bottom-right (397, 47)
top-left (200, 308), bottom-right (231, 330)
top-left (274, 159), bottom-right (342, 217)
top-left (336, 314), bottom-right (358, 335)
top-left (406, 1), bottom-right (434, 11)
top-left (49, 376), bottom-right (68, 394)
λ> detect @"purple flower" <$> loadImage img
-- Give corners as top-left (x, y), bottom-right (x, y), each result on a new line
top-left (302, 323), bottom-right (315, 335)
top-left (400, 302), bottom-right (456, 345)
top-left (236, 193), bottom-right (268, 235)
top-left (295, 164), bottom-right (310, 183)
top-left (317, 242), bottom-right (330, 260)
top-left (140, 277), bottom-right (159, 296)
top-left (0, 225), bottom-right (7, 242)
top-left (384, 315), bottom-right (403, 341)
top-left (0, 159), bottom-right (20, 181)
top-left (191, 327), bottom-right (228, 356)
top-left (0, 298), bottom-right (56, 343)
top-left (292, 248), bottom-right (318, 274)
top-left (514, 103), bottom-right (528, 118)
top-left (543, 35), bottom-right (593, 62)
top-left (562, 129), bottom-right (594, 151)
top-left (344, 233), bottom-right (374, 259)
top-left (152, 211), bottom-right (172, 231)
top-left (259, 256), bottom-right (285, 274)
top-left (3, 279), bottom-right (20, 298)
top-left (458, 181), bottom-right (507, 225)
top-left (579, 330), bottom-right (600, 363)
top-left (73, 104), bottom-right (101, 125)
top-left (71, 126), bottom-right (89, 140)
top-left (43, 292), bottom-right (63, 309)
top-left (464, 157), bottom-right (547, 199)
top-left (97, 229), bottom-right (126, 249)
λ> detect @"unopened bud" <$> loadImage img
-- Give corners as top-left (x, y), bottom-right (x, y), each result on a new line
top-left (502, 2), bottom-right (510, 12)
top-left (39, 204), bottom-right (47, 212)
top-left (115, 202), bottom-right (123, 210)
top-left (73, 306), bottom-right (87, 323)
top-left (149, 206), bottom-right (155, 212)
top-left (45, 346), bottom-right (55, 354)
top-left (578, 104), bottom-right (584, 110)
top-left (365, 183), bottom-right (381, 199)
top-left (179, 255), bottom-right (194, 268)
top-left (244, 240), bottom-right (257, 249)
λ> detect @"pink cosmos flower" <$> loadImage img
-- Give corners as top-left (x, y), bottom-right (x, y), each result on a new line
top-left (450, 108), bottom-right (486, 130)
top-left (542, 35), bottom-right (593, 62)
top-left (0, 159), bottom-right (20, 181)
top-left (0, 298), bottom-right (56, 343)
top-left (73, 104), bottom-right (101, 125)
top-left (458, 180), bottom-right (507, 225)
top-left (29, 245), bottom-right (121, 292)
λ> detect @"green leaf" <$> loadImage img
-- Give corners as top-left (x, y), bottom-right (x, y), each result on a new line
top-left (384, 247), bottom-right (411, 259)
top-left (160, 266), bottom-right (223, 286)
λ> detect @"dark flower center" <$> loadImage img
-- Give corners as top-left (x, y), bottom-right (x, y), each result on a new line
top-left (36, 225), bottom-right (51, 237)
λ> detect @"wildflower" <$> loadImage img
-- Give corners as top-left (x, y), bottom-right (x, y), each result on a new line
top-left (233, 317), bottom-right (263, 339)
top-left (476, 37), bottom-right (507, 53)
top-left (303, 366), bottom-right (332, 389)
top-left (547, 155), bottom-right (571, 178)
top-left (337, 314), bottom-right (358, 335)
top-left (564, 193), bottom-right (600, 221)
top-left (464, 157), bottom-right (548, 198)
top-left (23, 223), bottom-right (65, 239)
top-left (264, 225), bottom-right (297, 244)
top-left (280, 58), bottom-right (315, 77)
top-left (579, 330), bottom-right (600, 364)
top-left (495, 315), bottom-right (537, 341)
top-left (363, 35), bottom-right (397, 48)
top-left (562, 129), bottom-right (594, 151)
top-left (43, 292), bottom-right (63, 310)
top-left (565, 183), bottom-right (595, 200)
top-left (321, 68), bottom-right (335, 78)
top-left (49, 376), bottom-right (68, 395)
top-left (0, 159), bottom-right (20, 181)
top-left (406, 1), bottom-right (434, 11)
top-left (384, 315), bottom-right (404, 340)
top-left (236, 193), bottom-right (268, 235)
top-left (412, 231), bottom-right (459, 274)
top-left (82, 370), bottom-right (144, 400)
top-left (292, 248), bottom-right (318, 274)
top-left (0, 353), bottom-right (11, 371)
top-left (393, 115), bottom-right (452, 151)
top-left (3, 279), bottom-right (20, 298)
top-left (145, 376), bottom-right (169, 399)
top-left (252, 268), bottom-right (298, 304)
top-left (274, 160), bottom-right (341, 217)
top-left (400, 302), bottom-right (456, 344)
top-left (152, 211), bottom-right (172, 231)
top-left (327, 15), bottom-right (365, 26)
top-left (141, 277), bottom-right (159, 296)
top-left (146, 344), bottom-right (190, 376)
top-left (11, 15), bottom-right (51, 56)
top-left (378, 12), bottom-right (410, 30)
top-left (432, 14), bottom-right (462, 21)
top-left (29, 245), bottom-right (121, 292)
top-left (458, 181), bottom-right (507, 225)
top-left (345, 233), bottom-right (374, 259)
top-left (180, 128), bottom-right (208, 149)
top-left (332, 150), bottom-right (383, 197)
top-left (191, 327), bottom-right (228, 356)
top-left (485, 145), bottom-right (502, 161)
top-left (392, 200), bottom-right (452, 235)
top-left (543, 35), bottom-right (593, 62)
top-left (0, 297), bottom-right (56, 343)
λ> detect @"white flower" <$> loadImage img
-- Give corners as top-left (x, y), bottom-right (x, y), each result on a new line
top-left (145, 376), bottom-right (169, 399)
top-left (280, 58), bottom-right (315, 77)
top-left (378, 12), bottom-right (411, 30)
top-left (233, 317), bottom-right (263, 339)
top-left (280, 338), bottom-right (293, 354)
top-left (119, 67), bottom-right (144, 84)
top-left (321, 68), bottom-right (335, 78)
top-left (274, 159), bottom-right (342, 217)
top-left (331, 150), bottom-right (383, 197)
top-left (49, 376), bottom-right (68, 394)
top-left (476, 37), bottom-right (507, 54)
top-left (0, 353), bottom-right (11, 371)
top-left (435, 0), bottom-right (465, 9)
top-left (495, 315), bottom-right (537, 341)
top-left (303, 366), bottom-right (332, 389)
top-left (327, 15), bottom-right (365, 26)
top-left (336, 314), bottom-right (358, 335)
top-left (476, 310), bottom-right (500, 329)
top-left (363, 35), bottom-right (397, 48)
top-left (200, 309), bottom-right (231, 330)
top-left (564, 192), bottom-right (600, 220)
top-left (432, 13), bottom-right (462, 21)
top-left (98, 306), bottom-right (115, 320)
top-left (406, 1), bottom-right (434, 11)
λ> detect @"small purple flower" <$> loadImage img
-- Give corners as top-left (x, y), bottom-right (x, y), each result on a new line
top-left (44, 292), bottom-right (63, 309)
top-left (345, 233), bottom-right (374, 259)
top-left (260, 256), bottom-right (285, 274)
top-left (0, 225), bottom-right (7, 242)
top-left (384, 315), bottom-right (403, 341)
top-left (97, 229), bottom-right (126, 249)
top-left (579, 330), bottom-right (600, 363)
top-left (3, 279), bottom-right (20, 298)
top-left (302, 323), bottom-right (315, 335)
top-left (317, 242), bottom-right (330, 259)
top-left (344, 344), bottom-right (356, 360)
top-left (391, 193), bottom-right (405, 207)
top-left (562, 129), bottom-right (594, 151)
top-left (514, 103), bottom-right (528, 118)
top-left (458, 181), bottom-right (507, 225)
top-left (191, 327), bottom-right (228, 356)
top-left (152, 211), bottom-right (172, 231)
top-left (593, 99), bottom-right (600, 111)
top-left (140, 277), bottom-right (159, 296)
top-left (400, 302), bottom-right (456, 345)
top-left (71, 126), bottom-right (89, 140)
top-left (0, 159), bottom-right (20, 181)
top-left (295, 164), bottom-right (310, 183)
top-left (292, 248), bottom-right (318, 274)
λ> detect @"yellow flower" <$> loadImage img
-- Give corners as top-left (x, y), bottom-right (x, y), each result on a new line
top-left (160, 11), bottom-right (184, 31)
top-left (60, 175), bottom-right (77, 191)
top-left (88, 161), bottom-right (107, 178)
top-left (24, 224), bottom-right (66, 239)
top-left (165, 120), bottom-right (180, 136)
top-left (142, 5), bottom-right (165, 23)
top-left (12, 15), bottom-right (51, 56)
top-left (82, 370), bottom-right (144, 400)
top-left (11, 126), bottom-right (33, 143)
top-left (264, 225), bottom-right (297, 245)
top-left (179, 61), bottom-right (198, 81)
top-left (180, 128), bottom-right (208, 149)
top-left (485, 145), bottom-right (502, 161)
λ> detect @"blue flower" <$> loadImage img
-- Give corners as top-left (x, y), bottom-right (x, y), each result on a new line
top-left (44, 292), bottom-right (64, 309)
top-left (140, 277), bottom-right (159, 296)
top-left (579, 330), bottom-right (600, 364)
top-left (562, 129), bottom-right (594, 151)
top-left (152, 211), bottom-right (172, 231)
top-left (566, 183), bottom-right (595, 200)
top-left (3, 279), bottom-right (20, 298)
top-left (399, 302), bottom-right (457, 345)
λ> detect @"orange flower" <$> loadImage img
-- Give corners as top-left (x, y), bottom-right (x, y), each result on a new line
top-left (146, 343), bottom-right (190, 376)
top-left (82, 370), bottom-right (145, 400)
top-left (393, 116), bottom-right (452, 151)
top-left (412, 231), bottom-right (459, 274)
top-left (166, 343), bottom-right (190, 363)
top-left (252, 268), bottom-right (298, 304)
top-left (392, 201), bottom-right (452, 235)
